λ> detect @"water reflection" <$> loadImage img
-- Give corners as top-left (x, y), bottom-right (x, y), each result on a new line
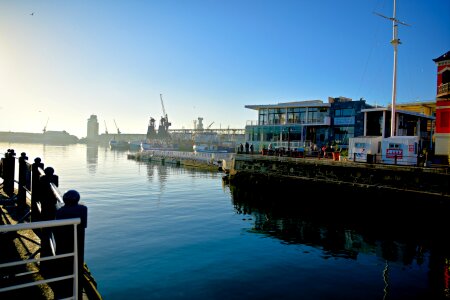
top-left (146, 163), bottom-right (168, 192)
top-left (230, 182), bottom-right (450, 299)
top-left (86, 145), bottom-right (98, 174)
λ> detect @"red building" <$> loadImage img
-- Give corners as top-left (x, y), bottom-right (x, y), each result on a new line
top-left (433, 50), bottom-right (450, 161)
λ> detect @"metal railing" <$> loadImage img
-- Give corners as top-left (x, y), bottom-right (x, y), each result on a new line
top-left (0, 218), bottom-right (81, 299)
top-left (1, 149), bottom-right (88, 299)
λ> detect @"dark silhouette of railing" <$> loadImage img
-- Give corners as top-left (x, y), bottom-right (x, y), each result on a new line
top-left (0, 148), bottom-right (101, 300)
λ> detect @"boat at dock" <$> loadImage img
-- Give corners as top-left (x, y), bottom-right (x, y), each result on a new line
top-left (109, 139), bottom-right (129, 150)
top-left (141, 140), bottom-right (179, 151)
top-left (139, 103), bottom-right (179, 151)
top-left (128, 140), bottom-right (144, 151)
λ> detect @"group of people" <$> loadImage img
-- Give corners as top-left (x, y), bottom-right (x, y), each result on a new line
top-left (238, 142), bottom-right (254, 154)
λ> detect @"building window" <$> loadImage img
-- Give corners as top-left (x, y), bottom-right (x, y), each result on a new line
top-left (268, 108), bottom-right (285, 125)
top-left (287, 107), bottom-right (306, 124)
top-left (333, 126), bottom-right (354, 145)
top-left (259, 109), bottom-right (268, 125)
top-left (308, 107), bottom-right (327, 123)
top-left (335, 108), bottom-right (354, 117)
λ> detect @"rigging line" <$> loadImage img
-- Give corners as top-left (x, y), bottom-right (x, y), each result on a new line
top-left (356, 0), bottom-right (388, 102)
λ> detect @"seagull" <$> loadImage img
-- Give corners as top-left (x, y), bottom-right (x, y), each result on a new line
top-left (30, 12), bottom-right (34, 16)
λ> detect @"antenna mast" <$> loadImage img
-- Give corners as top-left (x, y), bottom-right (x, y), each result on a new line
top-left (374, 0), bottom-right (410, 137)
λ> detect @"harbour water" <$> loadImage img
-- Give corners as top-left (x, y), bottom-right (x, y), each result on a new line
top-left (1, 142), bottom-right (449, 300)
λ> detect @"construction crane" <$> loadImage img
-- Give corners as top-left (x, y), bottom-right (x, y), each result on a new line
top-left (159, 93), bottom-right (171, 132)
top-left (43, 117), bottom-right (49, 133)
top-left (104, 120), bottom-right (109, 134)
top-left (206, 121), bottom-right (214, 130)
top-left (114, 119), bottom-right (121, 134)
top-left (160, 93), bottom-right (168, 122)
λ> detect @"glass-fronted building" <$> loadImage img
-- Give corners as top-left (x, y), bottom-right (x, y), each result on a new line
top-left (244, 97), bottom-right (373, 151)
top-left (245, 96), bottom-right (435, 154)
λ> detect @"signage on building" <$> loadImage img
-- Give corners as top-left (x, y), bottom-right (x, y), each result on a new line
top-left (386, 148), bottom-right (403, 159)
top-left (334, 117), bottom-right (355, 126)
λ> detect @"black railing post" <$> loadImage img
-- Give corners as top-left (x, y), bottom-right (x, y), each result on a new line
top-left (17, 152), bottom-right (29, 210)
top-left (39, 166), bottom-right (60, 279)
top-left (2, 149), bottom-right (16, 197)
top-left (38, 167), bottom-right (59, 221)
top-left (31, 157), bottom-right (44, 221)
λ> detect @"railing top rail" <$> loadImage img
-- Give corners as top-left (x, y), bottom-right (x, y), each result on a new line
top-left (0, 217), bottom-right (80, 232)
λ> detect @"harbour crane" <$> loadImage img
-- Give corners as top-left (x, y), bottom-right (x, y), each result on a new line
top-left (114, 119), bottom-right (121, 134)
top-left (104, 120), bottom-right (109, 134)
top-left (206, 121), bottom-right (214, 130)
top-left (159, 93), bottom-right (171, 130)
top-left (43, 117), bottom-right (49, 133)
top-left (160, 93), bottom-right (169, 124)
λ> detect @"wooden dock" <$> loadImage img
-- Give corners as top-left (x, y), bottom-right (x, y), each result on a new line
top-left (128, 149), bottom-right (236, 172)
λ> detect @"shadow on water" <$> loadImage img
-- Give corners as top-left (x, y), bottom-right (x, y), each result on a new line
top-left (229, 179), bottom-right (450, 299)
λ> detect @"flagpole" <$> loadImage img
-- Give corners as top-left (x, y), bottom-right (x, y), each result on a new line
top-left (390, 0), bottom-right (399, 137)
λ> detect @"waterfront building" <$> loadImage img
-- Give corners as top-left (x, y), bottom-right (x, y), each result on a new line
top-left (433, 50), bottom-right (450, 161)
top-left (394, 101), bottom-right (436, 117)
top-left (244, 96), bottom-right (435, 153)
top-left (361, 106), bottom-right (434, 151)
top-left (329, 96), bottom-right (371, 149)
top-left (86, 114), bottom-right (99, 142)
top-left (244, 97), bottom-right (373, 151)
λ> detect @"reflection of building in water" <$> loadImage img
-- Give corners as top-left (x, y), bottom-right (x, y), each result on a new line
top-left (146, 163), bottom-right (168, 186)
top-left (236, 192), bottom-right (450, 299)
top-left (86, 145), bottom-right (98, 174)
top-left (230, 183), bottom-right (449, 297)
top-left (87, 115), bottom-right (99, 142)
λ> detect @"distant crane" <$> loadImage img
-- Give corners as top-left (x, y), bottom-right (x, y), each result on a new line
top-left (104, 120), bottom-right (109, 134)
top-left (159, 93), bottom-right (171, 131)
top-left (206, 121), bottom-right (214, 130)
top-left (160, 93), bottom-right (170, 125)
top-left (43, 117), bottom-right (49, 133)
top-left (114, 119), bottom-right (121, 134)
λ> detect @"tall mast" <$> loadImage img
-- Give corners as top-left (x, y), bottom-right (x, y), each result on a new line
top-left (390, 0), bottom-right (399, 137)
top-left (374, 0), bottom-right (410, 137)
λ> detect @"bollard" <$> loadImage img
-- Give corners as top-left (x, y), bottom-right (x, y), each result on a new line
top-left (2, 149), bottom-right (16, 197)
top-left (31, 158), bottom-right (44, 221)
top-left (17, 152), bottom-right (29, 210)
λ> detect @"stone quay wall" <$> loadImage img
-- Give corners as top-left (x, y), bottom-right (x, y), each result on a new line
top-left (229, 154), bottom-right (450, 202)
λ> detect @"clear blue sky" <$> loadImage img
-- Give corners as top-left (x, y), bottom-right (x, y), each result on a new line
top-left (1, 0), bottom-right (449, 138)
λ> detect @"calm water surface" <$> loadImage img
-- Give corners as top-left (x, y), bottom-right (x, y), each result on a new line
top-left (2, 143), bottom-right (449, 300)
